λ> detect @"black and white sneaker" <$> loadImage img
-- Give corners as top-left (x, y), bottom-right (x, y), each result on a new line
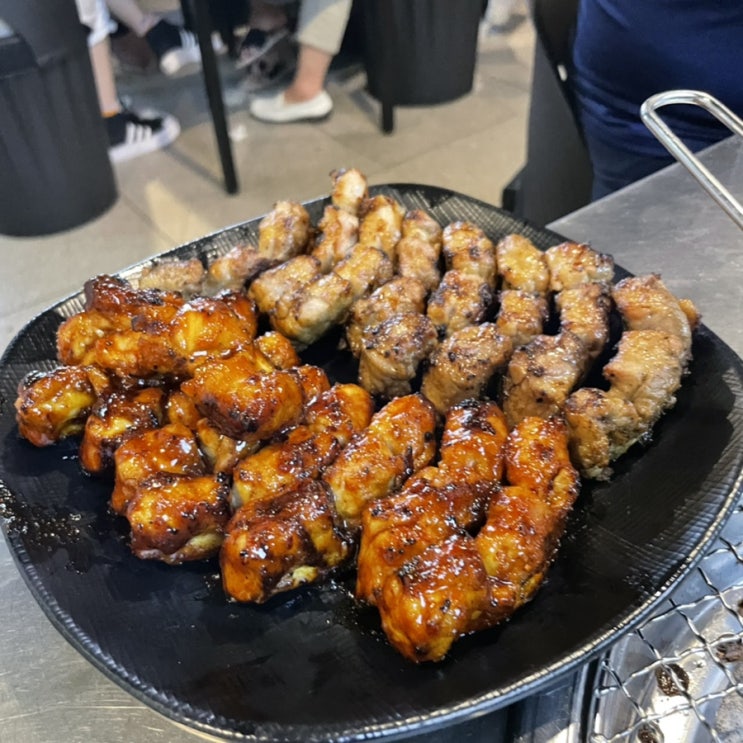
top-left (145, 19), bottom-right (201, 76)
top-left (105, 108), bottom-right (181, 163)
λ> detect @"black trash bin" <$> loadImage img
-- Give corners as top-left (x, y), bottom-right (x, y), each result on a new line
top-left (362, 0), bottom-right (483, 132)
top-left (0, 1), bottom-right (117, 237)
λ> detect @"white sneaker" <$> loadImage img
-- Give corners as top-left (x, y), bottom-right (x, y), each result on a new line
top-left (146, 18), bottom-right (226, 76)
top-left (249, 90), bottom-right (333, 123)
top-left (159, 27), bottom-right (201, 76)
top-left (107, 109), bottom-right (181, 163)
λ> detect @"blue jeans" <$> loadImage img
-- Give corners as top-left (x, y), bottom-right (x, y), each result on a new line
top-left (582, 132), bottom-right (675, 201)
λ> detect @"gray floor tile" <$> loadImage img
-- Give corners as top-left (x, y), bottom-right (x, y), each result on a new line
top-left (324, 79), bottom-right (524, 171)
top-left (369, 114), bottom-right (528, 208)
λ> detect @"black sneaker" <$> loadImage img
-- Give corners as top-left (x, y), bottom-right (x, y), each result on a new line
top-left (145, 19), bottom-right (201, 76)
top-left (105, 108), bottom-right (181, 163)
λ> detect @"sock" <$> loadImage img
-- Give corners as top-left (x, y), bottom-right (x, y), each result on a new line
top-left (145, 19), bottom-right (182, 58)
top-left (104, 113), bottom-right (127, 147)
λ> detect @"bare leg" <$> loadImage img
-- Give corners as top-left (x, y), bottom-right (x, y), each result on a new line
top-left (284, 44), bottom-right (332, 102)
top-left (248, 1), bottom-right (349, 121)
top-left (88, 36), bottom-right (121, 116)
top-left (104, 0), bottom-right (158, 36)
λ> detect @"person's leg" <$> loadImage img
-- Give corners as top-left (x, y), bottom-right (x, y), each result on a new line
top-left (89, 35), bottom-right (122, 116)
top-left (104, 0), bottom-right (157, 36)
top-left (76, 0), bottom-right (122, 114)
top-left (248, 0), bottom-right (350, 122)
top-left (283, 0), bottom-right (351, 101)
top-left (283, 45), bottom-right (330, 102)
top-left (105, 0), bottom-right (213, 75)
top-left (294, 0), bottom-right (351, 60)
top-left (76, 0), bottom-right (181, 160)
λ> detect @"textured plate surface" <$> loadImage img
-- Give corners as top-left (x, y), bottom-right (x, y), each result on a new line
top-left (1, 185), bottom-right (743, 742)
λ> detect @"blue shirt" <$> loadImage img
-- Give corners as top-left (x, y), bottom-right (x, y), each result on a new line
top-left (571, 0), bottom-right (743, 157)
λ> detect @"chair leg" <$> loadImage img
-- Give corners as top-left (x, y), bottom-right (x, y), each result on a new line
top-left (381, 101), bottom-right (394, 134)
top-left (376, 1), bottom-right (396, 134)
top-left (182, 0), bottom-right (239, 194)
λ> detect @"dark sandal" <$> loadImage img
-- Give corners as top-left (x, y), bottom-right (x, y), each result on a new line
top-left (235, 27), bottom-right (289, 69)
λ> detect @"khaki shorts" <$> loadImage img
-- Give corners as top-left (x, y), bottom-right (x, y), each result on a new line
top-left (259, 0), bottom-right (352, 56)
top-left (297, 0), bottom-right (352, 56)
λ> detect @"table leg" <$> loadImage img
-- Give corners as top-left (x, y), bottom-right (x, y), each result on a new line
top-left (182, 0), bottom-right (239, 194)
top-left (381, 101), bottom-right (394, 134)
top-left (376, 1), bottom-right (396, 134)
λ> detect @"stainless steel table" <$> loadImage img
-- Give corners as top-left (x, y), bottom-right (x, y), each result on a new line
top-left (1, 137), bottom-right (741, 743)
top-left (512, 133), bottom-right (743, 743)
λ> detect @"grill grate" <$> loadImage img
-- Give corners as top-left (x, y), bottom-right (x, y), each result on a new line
top-left (588, 502), bottom-right (743, 742)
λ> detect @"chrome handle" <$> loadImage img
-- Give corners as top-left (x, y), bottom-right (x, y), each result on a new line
top-left (640, 90), bottom-right (743, 231)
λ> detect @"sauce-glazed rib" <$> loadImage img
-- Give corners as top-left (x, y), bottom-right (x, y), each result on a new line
top-left (324, 393), bottom-right (437, 528)
top-left (356, 400), bottom-right (508, 606)
top-left (127, 472), bottom-right (231, 564)
top-left (15, 365), bottom-right (110, 447)
top-left (221, 480), bottom-right (351, 603)
top-left (220, 385), bottom-right (374, 601)
top-left (79, 387), bottom-right (166, 474)
top-left (220, 394), bottom-right (437, 603)
top-left (56, 275), bottom-right (184, 368)
top-left (180, 349), bottom-right (329, 442)
top-left (231, 384), bottom-right (373, 508)
top-left (59, 283), bottom-right (259, 382)
top-left (111, 422), bottom-right (206, 515)
top-left (376, 415), bottom-right (579, 662)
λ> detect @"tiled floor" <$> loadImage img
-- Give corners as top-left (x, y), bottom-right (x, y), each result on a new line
top-left (0, 8), bottom-right (535, 351)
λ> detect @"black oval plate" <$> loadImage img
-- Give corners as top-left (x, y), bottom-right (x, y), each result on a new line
top-left (1, 185), bottom-right (742, 742)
